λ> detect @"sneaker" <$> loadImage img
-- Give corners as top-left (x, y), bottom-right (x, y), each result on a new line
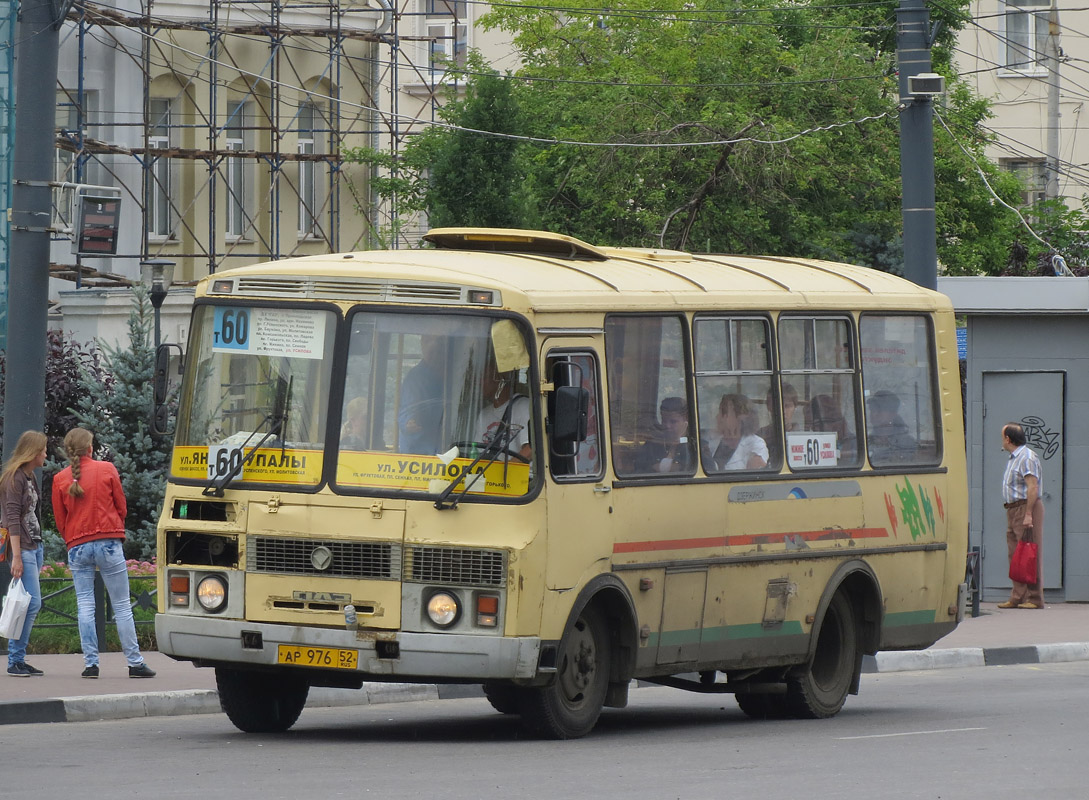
top-left (996, 601), bottom-right (1017, 609)
top-left (21, 661), bottom-right (43, 676)
top-left (128, 663), bottom-right (156, 678)
top-left (81, 665), bottom-right (99, 679)
top-left (1018, 602), bottom-right (1041, 609)
top-left (7, 662), bottom-right (29, 677)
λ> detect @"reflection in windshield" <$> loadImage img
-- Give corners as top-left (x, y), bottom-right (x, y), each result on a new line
top-left (172, 305), bottom-right (336, 487)
top-left (336, 312), bottom-right (536, 498)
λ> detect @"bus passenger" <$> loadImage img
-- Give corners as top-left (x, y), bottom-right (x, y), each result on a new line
top-left (758, 382), bottom-right (799, 455)
top-left (398, 335), bottom-right (445, 454)
top-left (340, 396), bottom-right (371, 450)
top-left (635, 396), bottom-right (693, 473)
top-left (866, 390), bottom-right (915, 464)
top-left (478, 357), bottom-right (532, 462)
top-left (705, 393), bottom-right (768, 471)
top-left (810, 394), bottom-right (857, 462)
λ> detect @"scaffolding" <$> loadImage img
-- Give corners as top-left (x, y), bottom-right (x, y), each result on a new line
top-left (53, 0), bottom-right (469, 285)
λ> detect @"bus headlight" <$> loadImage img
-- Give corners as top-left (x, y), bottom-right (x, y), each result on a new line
top-left (196, 575), bottom-right (228, 612)
top-left (426, 591), bottom-right (460, 627)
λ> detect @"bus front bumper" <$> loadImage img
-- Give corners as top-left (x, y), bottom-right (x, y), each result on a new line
top-left (155, 613), bottom-right (542, 681)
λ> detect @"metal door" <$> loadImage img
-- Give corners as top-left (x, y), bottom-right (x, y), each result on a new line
top-left (981, 371), bottom-right (1064, 596)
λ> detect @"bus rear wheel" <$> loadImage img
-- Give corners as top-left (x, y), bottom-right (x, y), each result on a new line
top-left (786, 592), bottom-right (857, 719)
top-left (519, 606), bottom-right (611, 739)
top-left (216, 667), bottom-right (309, 733)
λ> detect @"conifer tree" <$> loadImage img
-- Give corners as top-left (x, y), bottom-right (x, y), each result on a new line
top-left (74, 285), bottom-right (170, 559)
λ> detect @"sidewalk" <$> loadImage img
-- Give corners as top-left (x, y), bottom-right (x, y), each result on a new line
top-left (2, 602), bottom-right (1087, 726)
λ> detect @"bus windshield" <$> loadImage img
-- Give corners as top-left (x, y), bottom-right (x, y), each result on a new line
top-left (173, 304), bottom-right (337, 488)
top-left (335, 310), bottom-right (536, 499)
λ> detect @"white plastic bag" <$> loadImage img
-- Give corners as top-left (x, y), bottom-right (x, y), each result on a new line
top-left (0, 578), bottom-right (30, 639)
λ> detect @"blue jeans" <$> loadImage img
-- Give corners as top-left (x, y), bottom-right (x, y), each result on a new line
top-left (69, 539), bottom-right (145, 668)
top-left (8, 544), bottom-right (43, 667)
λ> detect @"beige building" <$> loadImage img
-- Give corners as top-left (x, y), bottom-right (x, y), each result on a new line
top-left (957, 0), bottom-right (1089, 205)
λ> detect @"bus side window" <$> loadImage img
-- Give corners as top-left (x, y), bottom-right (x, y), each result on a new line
top-left (547, 352), bottom-right (603, 480)
top-left (693, 315), bottom-right (775, 473)
top-left (779, 315), bottom-right (862, 469)
top-left (605, 315), bottom-right (693, 478)
top-left (860, 314), bottom-right (942, 467)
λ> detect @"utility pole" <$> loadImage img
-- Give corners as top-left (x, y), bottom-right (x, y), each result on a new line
top-left (5, 0), bottom-right (61, 454)
top-left (897, 0), bottom-right (938, 290)
top-left (1044, 0), bottom-right (1061, 201)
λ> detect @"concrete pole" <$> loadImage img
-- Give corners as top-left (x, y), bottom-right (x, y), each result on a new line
top-left (1045, 2), bottom-right (1061, 201)
top-left (5, 0), bottom-right (61, 453)
top-left (897, 0), bottom-right (938, 290)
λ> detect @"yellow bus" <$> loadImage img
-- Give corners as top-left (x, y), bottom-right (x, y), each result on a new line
top-left (154, 228), bottom-right (967, 738)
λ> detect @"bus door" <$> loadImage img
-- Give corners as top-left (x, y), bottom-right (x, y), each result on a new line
top-left (542, 344), bottom-right (613, 592)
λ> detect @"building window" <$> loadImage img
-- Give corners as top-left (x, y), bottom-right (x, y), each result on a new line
top-left (225, 101), bottom-right (249, 239)
top-left (298, 101), bottom-right (324, 238)
top-left (147, 97), bottom-right (172, 238)
top-left (1001, 158), bottom-right (1047, 205)
top-left (1004, 0), bottom-right (1049, 72)
top-left (425, 0), bottom-right (467, 78)
top-left (428, 22), bottom-right (467, 76)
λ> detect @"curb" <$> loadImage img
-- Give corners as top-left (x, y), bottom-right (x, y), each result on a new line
top-left (0, 682), bottom-right (482, 726)
top-left (5, 645), bottom-right (1089, 725)
top-left (863, 641), bottom-right (1089, 673)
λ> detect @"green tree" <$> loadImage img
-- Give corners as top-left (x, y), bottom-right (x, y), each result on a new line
top-left (345, 56), bottom-right (534, 235)
top-left (351, 0), bottom-right (1043, 274)
top-left (73, 286), bottom-right (170, 559)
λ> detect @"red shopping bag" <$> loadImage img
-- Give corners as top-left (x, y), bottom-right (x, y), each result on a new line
top-left (1009, 540), bottom-right (1038, 585)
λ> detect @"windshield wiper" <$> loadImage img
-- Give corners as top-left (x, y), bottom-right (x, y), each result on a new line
top-left (434, 399), bottom-right (524, 511)
top-left (203, 376), bottom-right (292, 497)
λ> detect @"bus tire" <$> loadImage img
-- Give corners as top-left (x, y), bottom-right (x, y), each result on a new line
top-left (735, 691), bottom-right (790, 720)
top-left (519, 605), bottom-right (611, 739)
top-left (216, 667), bottom-right (309, 733)
top-left (786, 592), bottom-right (857, 719)
top-left (482, 682), bottom-right (524, 715)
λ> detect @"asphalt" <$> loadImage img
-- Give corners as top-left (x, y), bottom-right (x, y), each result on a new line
top-left (2, 601), bottom-right (1087, 726)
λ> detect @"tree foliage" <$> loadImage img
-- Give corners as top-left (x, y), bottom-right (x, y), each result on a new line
top-left (344, 55), bottom-right (535, 238)
top-left (72, 286), bottom-right (170, 559)
top-left (356, 0), bottom-right (1053, 274)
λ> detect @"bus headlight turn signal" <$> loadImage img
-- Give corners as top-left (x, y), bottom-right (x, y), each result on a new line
top-left (426, 592), bottom-right (460, 627)
top-left (196, 575), bottom-right (228, 612)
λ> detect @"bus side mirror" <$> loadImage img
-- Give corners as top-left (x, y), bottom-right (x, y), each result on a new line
top-left (151, 343), bottom-right (184, 437)
top-left (552, 386), bottom-right (589, 445)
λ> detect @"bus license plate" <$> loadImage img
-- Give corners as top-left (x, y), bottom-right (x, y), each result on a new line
top-left (277, 645), bottom-right (358, 670)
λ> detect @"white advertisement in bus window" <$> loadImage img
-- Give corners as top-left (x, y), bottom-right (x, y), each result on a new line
top-left (786, 431), bottom-right (839, 468)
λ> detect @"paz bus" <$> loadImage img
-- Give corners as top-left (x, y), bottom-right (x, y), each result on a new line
top-left (153, 228), bottom-right (967, 739)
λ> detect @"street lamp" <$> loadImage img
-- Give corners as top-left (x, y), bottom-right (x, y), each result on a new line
top-left (140, 259), bottom-right (175, 350)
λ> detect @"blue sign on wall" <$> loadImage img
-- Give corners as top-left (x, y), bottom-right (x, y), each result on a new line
top-left (956, 327), bottom-right (967, 361)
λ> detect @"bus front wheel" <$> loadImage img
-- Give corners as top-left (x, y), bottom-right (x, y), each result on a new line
top-left (786, 592), bottom-right (858, 719)
top-left (482, 681), bottom-right (525, 715)
top-left (520, 606), bottom-right (611, 739)
top-left (216, 667), bottom-right (310, 733)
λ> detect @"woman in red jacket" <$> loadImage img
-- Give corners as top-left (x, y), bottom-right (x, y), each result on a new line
top-left (52, 427), bottom-right (155, 679)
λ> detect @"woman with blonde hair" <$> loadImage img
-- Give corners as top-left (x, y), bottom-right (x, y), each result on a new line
top-left (1, 430), bottom-right (48, 677)
top-left (52, 427), bottom-right (155, 679)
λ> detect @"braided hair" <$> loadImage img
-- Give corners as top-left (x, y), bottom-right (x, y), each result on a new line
top-left (63, 427), bottom-right (94, 498)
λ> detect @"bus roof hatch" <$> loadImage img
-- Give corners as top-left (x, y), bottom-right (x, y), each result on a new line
top-left (423, 228), bottom-right (609, 261)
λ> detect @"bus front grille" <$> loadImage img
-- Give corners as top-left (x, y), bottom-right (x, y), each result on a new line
top-left (246, 536), bottom-right (400, 579)
top-left (404, 546), bottom-right (506, 587)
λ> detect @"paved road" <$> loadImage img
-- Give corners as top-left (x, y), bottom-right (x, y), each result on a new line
top-left (6, 661), bottom-right (1089, 799)
top-left (2, 601), bottom-right (1086, 725)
